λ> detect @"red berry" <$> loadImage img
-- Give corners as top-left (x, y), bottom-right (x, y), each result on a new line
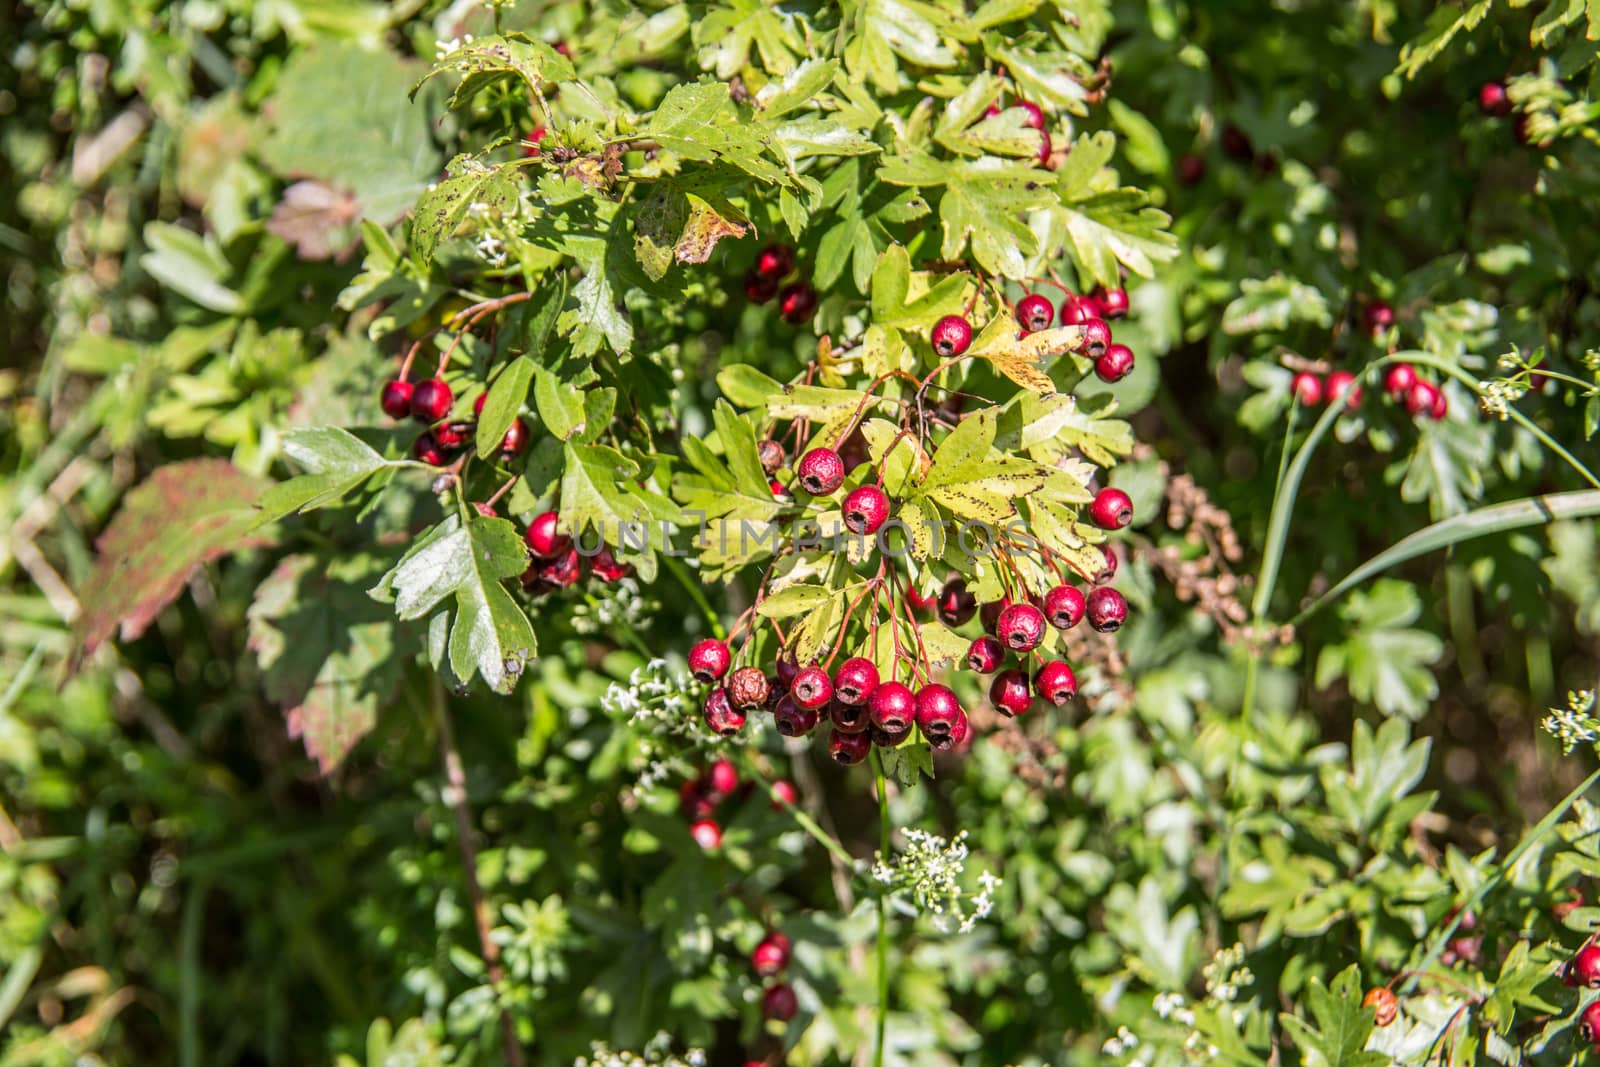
top-left (1016, 294), bottom-right (1055, 333)
top-left (997, 603), bottom-right (1047, 652)
top-left (930, 315), bottom-right (974, 357)
top-left (1035, 660), bottom-right (1077, 706)
top-left (1043, 585), bottom-right (1086, 630)
top-left (707, 758), bottom-right (739, 797)
top-left (689, 639), bottom-right (733, 683)
top-left (769, 779), bottom-right (798, 808)
top-left (967, 635), bottom-right (1004, 673)
top-left (779, 282), bottom-right (817, 324)
top-left (1479, 81), bottom-right (1512, 117)
top-left (1059, 295), bottom-right (1091, 326)
top-left (938, 578), bottom-right (977, 626)
top-left (914, 684), bottom-right (963, 748)
top-left (432, 421), bottom-right (471, 450)
top-left (796, 447), bottom-right (846, 495)
top-left (474, 502), bottom-right (498, 518)
top-left (790, 666), bottom-right (833, 710)
top-left (1384, 363), bottom-right (1417, 398)
top-left (905, 584), bottom-right (937, 612)
top-left (1089, 487), bottom-right (1134, 530)
top-left (1365, 300), bottom-right (1395, 335)
top-left (773, 695), bottom-right (820, 737)
top-left (1095, 287), bottom-right (1129, 319)
top-left (1326, 370), bottom-right (1363, 409)
top-left (473, 393), bottom-right (488, 416)
top-left (980, 597), bottom-right (1011, 636)
top-left (728, 666), bottom-right (771, 710)
top-left (1017, 100), bottom-right (1046, 130)
top-left (758, 439), bottom-right (786, 475)
top-left (412, 432), bottom-right (447, 466)
top-left (381, 380), bottom-right (413, 418)
top-left (1405, 379), bottom-right (1440, 417)
top-left (871, 718), bottom-right (912, 748)
top-left (989, 669), bottom-right (1033, 716)
top-left (1430, 387), bottom-right (1448, 421)
top-left (1220, 124), bottom-right (1253, 161)
top-left (523, 126), bottom-right (547, 157)
top-left (829, 727), bottom-right (872, 764)
top-left (499, 417), bottom-right (531, 456)
top-left (1579, 1000), bottom-right (1600, 1047)
top-left (1512, 112), bottom-right (1531, 145)
top-left (1095, 343), bottom-right (1135, 383)
top-left (1291, 372), bottom-right (1323, 407)
top-left (525, 512), bottom-right (571, 560)
top-left (1094, 543), bottom-right (1118, 585)
top-left (1364, 987), bottom-right (1398, 1027)
top-left (775, 657), bottom-right (800, 690)
top-left (690, 818), bottom-right (722, 850)
top-left (948, 708), bottom-right (971, 751)
top-left (679, 780), bottom-right (716, 820)
top-left (833, 657), bottom-right (879, 706)
top-left (1080, 317), bottom-right (1112, 359)
top-left (1176, 152), bottom-right (1206, 185)
top-left (1569, 943), bottom-right (1600, 988)
top-left (867, 681), bottom-right (915, 733)
top-left (769, 478), bottom-right (789, 499)
top-left (587, 546), bottom-right (630, 582)
top-left (830, 699), bottom-right (870, 734)
top-left (752, 931), bottom-right (792, 977)
top-left (703, 687), bottom-right (745, 736)
top-left (745, 269), bottom-right (779, 303)
top-left (538, 547), bottom-right (583, 588)
top-left (842, 485), bottom-right (890, 535)
top-left (1087, 586), bottom-right (1128, 633)
top-left (410, 378), bottom-right (454, 422)
top-left (755, 244), bottom-right (794, 279)
top-left (1036, 128), bottom-right (1053, 168)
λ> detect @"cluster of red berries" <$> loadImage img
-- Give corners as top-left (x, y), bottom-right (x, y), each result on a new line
top-left (381, 376), bottom-right (533, 467)
top-left (677, 756), bottom-right (798, 851)
top-left (1381, 363), bottom-right (1449, 422)
top-left (1561, 932), bottom-right (1600, 1052)
top-left (1281, 300), bottom-right (1446, 421)
top-left (750, 931), bottom-right (797, 1022)
top-left (518, 509), bottom-right (630, 591)
top-left (928, 283), bottom-right (1132, 382)
top-left (743, 244), bottom-right (817, 324)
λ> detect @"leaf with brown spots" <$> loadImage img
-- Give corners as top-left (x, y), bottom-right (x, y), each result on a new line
top-left (970, 324), bottom-right (1088, 394)
top-left (75, 460), bottom-right (269, 665)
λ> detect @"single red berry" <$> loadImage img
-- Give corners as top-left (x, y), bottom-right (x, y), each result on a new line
top-left (1095, 286), bottom-right (1129, 319)
top-left (728, 666), bottom-right (771, 710)
top-left (938, 578), bottom-right (977, 626)
top-left (689, 818), bottom-right (722, 850)
top-left (1430, 387), bottom-right (1448, 421)
top-left (930, 315), bottom-right (974, 357)
top-left (779, 282), bottom-right (817, 324)
top-left (1406, 379), bottom-right (1440, 417)
top-left (1059, 295), bottom-right (1091, 326)
top-left (680, 780), bottom-right (716, 820)
top-left (1094, 543), bottom-right (1118, 585)
top-left (1569, 943), bottom-right (1600, 988)
top-left (769, 478), bottom-right (789, 499)
top-left (704, 689), bottom-right (749, 735)
top-left (1478, 81), bottom-right (1513, 117)
top-left (474, 502), bottom-right (498, 518)
top-left (1365, 300), bottom-right (1395, 335)
top-left (410, 378), bottom-right (454, 423)
top-left (707, 757), bottom-right (739, 797)
top-left (1043, 585), bottom-right (1087, 630)
top-left (1326, 370), bottom-right (1363, 409)
top-left (914, 684), bottom-right (963, 747)
top-left (381, 380), bottom-right (413, 418)
top-left (523, 126), bottom-right (548, 157)
top-left (758, 440), bottom-right (786, 475)
top-left (499, 417), bottom-right (531, 456)
top-left (833, 657), bottom-right (880, 706)
top-left (752, 931), bottom-right (792, 977)
top-left (688, 639), bottom-right (733, 684)
top-left (769, 779), bottom-right (797, 808)
top-left (553, 40), bottom-right (571, 57)
top-left (830, 699), bottom-right (870, 734)
top-left (412, 433), bottom-right (447, 466)
top-left (1220, 123), bottom-right (1253, 161)
top-left (1176, 152), bottom-right (1207, 186)
top-left (432, 421), bottom-right (471, 450)
top-left (989, 669), bottom-right (1033, 717)
top-left (474, 393), bottom-right (488, 416)
top-left (539, 546), bottom-right (582, 588)
top-left (968, 635), bottom-right (1004, 673)
top-left (796, 447), bottom-right (846, 495)
top-left (1555, 891), bottom-right (1585, 921)
top-left (1363, 987), bottom-right (1398, 1027)
top-left (1089, 487), bottom-right (1134, 530)
top-left (1087, 586), bottom-right (1128, 632)
top-left (525, 511), bottom-right (571, 560)
top-left (868, 681), bottom-right (915, 733)
top-left (1016, 294), bottom-right (1055, 333)
top-left (1080, 317), bottom-right (1112, 359)
top-left (1036, 128), bottom-right (1053, 168)
top-left (587, 547), bottom-right (630, 582)
top-left (745, 269), bottom-right (779, 304)
top-left (906, 584), bottom-right (938, 612)
top-left (790, 666), bottom-right (833, 710)
top-left (1291, 372), bottom-right (1323, 407)
top-left (842, 485), bottom-right (890, 535)
top-left (775, 657), bottom-right (800, 690)
top-left (1512, 112), bottom-right (1531, 145)
top-left (829, 727), bottom-right (872, 764)
top-left (980, 597), bottom-right (1011, 636)
top-left (773, 695), bottom-right (820, 737)
top-left (1035, 660), bottom-right (1077, 706)
top-left (1095, 343), bottom-right (1135, 383)
top-left (1579, 1000), bottom-right (1600, 1047)
top-left (871, 718), bottom-right (912, 748)
top-left (948, 708), bottom-right (971, 751)
top-left (998, 603), bottom-right (1047, 652)
top-left (1016, 100), bottom-right (1046, 130)
top-left (1384, 363), bottom-right (1417, 398)
top-left (755, 244), bottom-right (795, 279)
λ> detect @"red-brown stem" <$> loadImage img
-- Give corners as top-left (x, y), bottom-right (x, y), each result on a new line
top-left (835, 370), bottom-right (922, 448)
top-left (896, 575), bottom-right (932, 686)
top-left (827, 568), bottom-right (885, 669)
top-left (483, 475), bottom-right (519, 509)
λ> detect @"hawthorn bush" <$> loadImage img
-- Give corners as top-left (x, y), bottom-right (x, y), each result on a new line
top-left (3, 0), bottom-right (1600, 1065)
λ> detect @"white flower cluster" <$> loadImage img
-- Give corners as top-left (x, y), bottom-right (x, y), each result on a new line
top-left (434, 33), bottom-right (475, 59)
top-left (575, 1032), bottom-right (706, 1067)
top-left (871, 829), bottom-right (1001, 934)
top-left (475, 233), bottom-right (509, 267)
top-left (1476, 378), bottom-right (1525, 420)
top-left (1102, 1026), bottom-right (1140, 1056)
top-left (1543, 690), bottom-right (1600, 754)
top-left (1202, 942), bottom-right (1254, 1005)
top-left (570, 578), bottom-right (651, 635)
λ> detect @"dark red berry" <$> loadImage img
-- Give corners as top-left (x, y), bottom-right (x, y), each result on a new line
top-left (1080, 317), bottom-right (1112, 359)
top-left (752, 931), bottom-right (791, 977)
top-left (1405, 379), bottom-right (1440, 418)
top-left (796, 448), bottom-right (846, 495)
top-left (1384, 363), bottom-right (1416, 398)
top-left (1095, 287), bottom-right (1129, 319)
top-left (412, 433), bottom-right (447, 466)
top-left (1363, 988), bottom-right (1398, 1027)
top-left (980, 597), bottom-right (1010, 635)
top-left (1512, 112), bottom-right (1531, 145)
top-left (1291, 372), bottom-right (1323, 407)
top-left (930, 315), bottom-right (974, 357)
top-left (1089, 487), bottom-right (1134, 530)
top-left (410, 378), bottom-right (454, 422)
top-left (1220, 123), bottom-right (1253, 161)
top-left (1016, 294), bottom-right (1054, 333)
top-left (906, 583), bottom-right (937, 612)
top-left (1176, 152), bottom-right (1206, 186)
top-left (829, 727), bottom-right (871, 764)
top-left (948, 709), bottom-right (971, 750)
top-left (432, 421), bottom-right (470, 449)
top-left (1036, 128), bottom-right (1053, 168)
top-left (790, 666), bottom-right (833, 710)
top-left (1043, 585), bottom-right (1086, 630)
top-left (870, 719), bottom-right (912, 748)
top-left (755, 244), bottom-right (794, 279)
top-left (1094, 544), bottom-right (1118, 585)
top-left (830, 699), bottom-right (870, 734)
top-left (1017, 100), bottom-right (1046, 130)
top-left (867, 681), bottom-right (915, 733)
top-left (914, 684), bottom-right (963, 746)
top-left (769, 478), bottom-right (789, 499)
top-left (1569, 944), bottom-right (1600, 988)
top-left (381, 380), bottom-right (413, 418)
top-left (727, 666), bottom-right (771, 710)
top-left (474, 393), bottom-right (488, 416)
top-left (833, 657), bottom-right (879, 706)
top-left (689, 818), bottom-right (722, 849)
top-left (997, 603), bottom-right (1047, 652)
top-left (538, 547), bottom-right (582, 587)
top-left (1430, 387), bottom-right (1448, 421)
top-left (587, 547), bottom-right (630, 582)
top-left (689, 639), bottom-right (733, 683)
top-left (1326, 370), bottom-right (1362, 409)
top-left (842, 485), bottom-right (890, 535)
top-left (1035, 660), bottom-right (1077, 706)
top-left (745, 269), bottom-right (779, 304)
top-left (779, 282), bottom-right (817, 324)
top-left (525, 511), bottom-right (571, 559)
top-left (967, 635), bottom-right (1004, 673)
top-left (523, 126), bottom-right (547, 157)
top-left (775, 657), bottom-right (800, 690)
top-left (989, 669), bottom-right (1032, 716)
top-left (499, 417), bottom-right (531, 456)
top-left (706, 757), bottom-right (738, 797)
top-left (680, 780), bottom-right (716, 820)
top-left (758, 440), bottom-right (786, 475)
top-left (938, 578), bottom-right (976, 626)
top-left (1479, 81), bottom-right (1513, 117)
top-left (1087, 586), bottom-right (1128, 633)
top-left (770, 779), bottom-right (797, 808)
top-left (1059, 295), bottom-right (1090, 326)
top-left (1579, 1000), bottom-right (1600, 1047)
top-left (1095, 343), bottom-right (1135, 383)
top-left (773, 695), bottom-right (820, 737)
top-left (1365, 300), bottom-right (1395, 335)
